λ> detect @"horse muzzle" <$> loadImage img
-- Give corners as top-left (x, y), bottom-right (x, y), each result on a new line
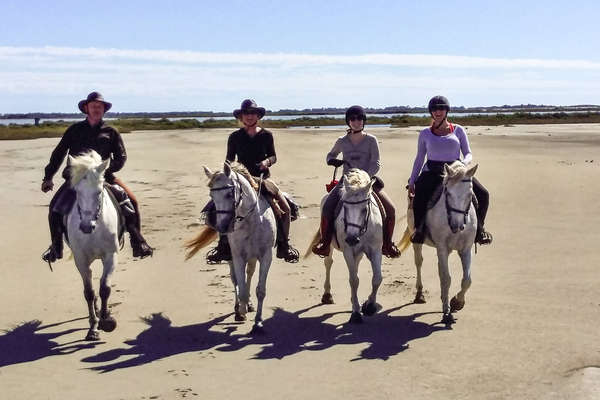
top-left (79, 221), bottom-right (96, 234)
top-left (345, 236), bottom-right (360, 247)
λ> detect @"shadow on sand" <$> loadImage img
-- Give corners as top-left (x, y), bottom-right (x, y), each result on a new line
top-left (82, 303), bottom-right (448, 372)
top-left (0, 317), bottom-right (102, 368)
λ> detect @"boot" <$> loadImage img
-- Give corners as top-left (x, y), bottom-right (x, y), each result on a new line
top-left (410, 229), bottom-right (426, 244)
top-left (206, 235), bottom-right (231, 264)
top-left (277, 240), bottom-right (299, 263)
top-left (312, 216), bottom-right (333, 257)
top-left (475, 224), bottom-right (493, 245)
top-left (42, 211), bottom-right (64, 263)
top-left (382, 217), bottom-right (401, 258)
top-left (126, 215), bottom-right (153, 259)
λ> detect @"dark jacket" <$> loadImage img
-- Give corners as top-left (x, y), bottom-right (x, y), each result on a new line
top-left (43, 119), bottom-right (126, 183)
top-left (226, 128), bottom-right (275, 178)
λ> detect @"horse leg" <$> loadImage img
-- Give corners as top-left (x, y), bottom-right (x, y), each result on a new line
top-left (98, 252), bottom-right (117, 333)
top-left (413, 243), bottom-right (426, 303)
top-left (451, 249), bottom-right (472, 313)
top-left (436, 248), bottom-right (453, 324)
top-left (321, 254), bottom-right (334, 304)
top-left (74, 254), bottom-right (100, 341)
top-left (245, 258), bottom-right (257, 312)
top-left (232, 256), bottom-right (249, 322)
top-left (252, 251), bottom-right (273, 333)
top-left (343, 251), bottom-right (362, 324)
top-left (360, 249), bottom-right (382, 316)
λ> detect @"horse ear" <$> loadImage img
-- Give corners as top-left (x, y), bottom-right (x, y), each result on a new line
top-left (369, 176), bottom-right (377, 190)
top-left (466, 163), bottom-right (478, 178)
top-left (68, 155), bottom-right (75, 165)
top-left (442, 164), bottom-right (451, 185)
top-left (203, 165), bottom-right (213, 179)
top-left (224, 162), bottom-right (231, 177)
top-left (97, 158), bottom-right (110, 174)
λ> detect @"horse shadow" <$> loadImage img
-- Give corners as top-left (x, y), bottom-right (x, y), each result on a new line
top-left (82, 303), bottom-right (448, 372)
top-left (0, 318), bottom-right (100, 368)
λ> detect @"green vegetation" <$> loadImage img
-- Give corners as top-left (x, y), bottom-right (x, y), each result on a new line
top-left (2, 112), bottom-right (600, 140)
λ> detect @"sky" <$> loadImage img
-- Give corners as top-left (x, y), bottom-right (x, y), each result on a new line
top-left (1, 0), bottom-right (599, 113)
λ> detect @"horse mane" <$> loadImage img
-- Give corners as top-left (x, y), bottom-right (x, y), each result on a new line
top-left (207, 162), bottom-right (259, 191)
top-left (344, 168), bottom-right (371, 192)
top-left (69, 151), bottom-right (104, 186)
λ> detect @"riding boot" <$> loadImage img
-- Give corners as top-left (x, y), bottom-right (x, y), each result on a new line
top-left (382, 217), bottom-right (401, 258)
top-left (276, 214), bottom-right (299, 263)
top-left (125, 214), bottom-right (153, 259)
top-left (312, 215), bottom-right (333, 257)
top-left (206, 235), bottom-right (231, 264)
top-left (42, 211), bottom-right (64, 263)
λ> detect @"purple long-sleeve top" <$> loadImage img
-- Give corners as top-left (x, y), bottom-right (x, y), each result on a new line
top-left (408, 124), bottom-right (472, 185)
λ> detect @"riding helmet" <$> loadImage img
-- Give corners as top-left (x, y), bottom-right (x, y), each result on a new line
top-left (428, 96), bottom-right (450, 114)
top-left (345, 105), bottom-right (367, 126)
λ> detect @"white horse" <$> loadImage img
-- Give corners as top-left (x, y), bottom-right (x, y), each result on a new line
top-left (306, 168), bottom-right (383, 324)
top-left (398, 161), bottom-right (478, 324)
top-left (66, 151), bottom-right (120, 340)
top-left (196, 162), bottom-right (276, 332)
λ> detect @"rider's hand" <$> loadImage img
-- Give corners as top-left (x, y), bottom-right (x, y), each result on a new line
top-left (327, 158), bottom-right (344, 168)
top-left (41, 179), bottom-right (54, 192)
top-left (258, 159), bottom-right (270, 171)
top-left (408, 183), bottom-right (415, 197)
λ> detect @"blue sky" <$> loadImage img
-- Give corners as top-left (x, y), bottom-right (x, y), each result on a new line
top-left (1, 0), bottom-right (599, 113)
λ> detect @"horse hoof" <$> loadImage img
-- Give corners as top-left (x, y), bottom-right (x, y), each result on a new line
top-left (99, 316), bottom-right (117, 332)
top-left (250, 322), bottom-right (265, 335)
top-left (247, 303), bottom-right (255, 313)
top-left (235, 312), bottom-right (246, 322)
top-left (349, 312), bottom-right (363, 324)
top-left (361, 301), bottom-right (378, 316)
top-left (450, 296), bottom-right (465, 312)
top-left (321, 293), bottom-right (334, 304)
top-left (414, 292), bottom-right (426, 304)
top-left (442, 313), bottom-right (455, 325)
top-left (85, 330), bottom-right (101, 341)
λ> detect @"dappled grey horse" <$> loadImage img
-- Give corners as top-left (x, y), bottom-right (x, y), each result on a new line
top-left (399, 161), bottom-right (478, 324)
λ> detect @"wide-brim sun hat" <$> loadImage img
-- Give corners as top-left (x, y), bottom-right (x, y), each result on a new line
top-left (233, 99), bottom-right (266, 119)
top-left (78, 91), bottom-right (112, 114)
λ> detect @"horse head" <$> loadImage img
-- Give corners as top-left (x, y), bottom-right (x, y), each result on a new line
top-left (341, 168), bottom-right (375, 247)
top-left (442, 162), bottom-right (478, 233)
top-left (68, 151), bottom-right (109, 234)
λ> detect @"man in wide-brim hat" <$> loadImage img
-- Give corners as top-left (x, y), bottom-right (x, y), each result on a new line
top-left (205, 99), bottom-right (300, 264)
top-left (41, 91), bottom-right (154, 264)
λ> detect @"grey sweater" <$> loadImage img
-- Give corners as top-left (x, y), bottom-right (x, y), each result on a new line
top-left (326, 132), bottom-right (380, 177)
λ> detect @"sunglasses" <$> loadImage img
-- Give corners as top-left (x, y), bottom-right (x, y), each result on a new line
top-left (242, 110), bottom-right (258, 115)
top-left (348, 116), bottom-right (364, 121)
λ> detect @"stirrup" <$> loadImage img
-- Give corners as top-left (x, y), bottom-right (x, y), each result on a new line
top-left (206, 246), bottom-right (231, 264)
top-left (382, 243), bottom-right (401, 258)
top-left (476, 231), bottom-right (493, 245)
top-left (277, 243), bottom-right (299, 263)
top-left (133, 242), bottom-right (154, 259)
top-left (311, 242), bottom-right (330, 258)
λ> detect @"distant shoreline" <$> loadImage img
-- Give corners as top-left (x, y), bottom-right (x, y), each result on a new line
top-left (2, 111), bottom-right (600, 140)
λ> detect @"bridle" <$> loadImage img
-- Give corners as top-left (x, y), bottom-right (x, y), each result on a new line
top-left (209, 172), bottom-right (256, 231)
top-left (77, 188), bottom-right (104, 228)
top-left (342, 194), bottom-right (373, 238)
top-left (443, 178), bottom-right (473, 228)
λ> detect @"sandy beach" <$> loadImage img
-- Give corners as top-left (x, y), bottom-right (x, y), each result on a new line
top-left (1, 123), bottom-right (599, 399)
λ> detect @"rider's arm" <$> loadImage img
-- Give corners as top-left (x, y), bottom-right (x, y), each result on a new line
top-left (106, 130), bottom-right (127, 178)
top-left (408, 130), bottom-right (428, 185)
top-left (225, 132), bottom-right (237, 163)
top-left (264, 131), bottom-right (277, 166)
top-left (367, 136), bottom-right (381, 177)
top-left (43, 126), bottom-right (73, 181)
top-left (326, 137), bottom-right (343, 164)
top-left (456, 126), bottom-right (473, 165)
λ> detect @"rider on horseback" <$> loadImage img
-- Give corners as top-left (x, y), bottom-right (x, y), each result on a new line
top-left (41, 91), bottom-right (154, 263)
top-left (408, 95), bottom-right (493, 245)
top-left (311, 105), bottom-right (401, 258)
top-left (206, 99), bottom-right (300, 264)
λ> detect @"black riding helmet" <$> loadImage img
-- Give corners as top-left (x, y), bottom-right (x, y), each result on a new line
top-left (428, 96), bottom-right (450, 114)
top-left (345, 105), bottom-right (367, 126)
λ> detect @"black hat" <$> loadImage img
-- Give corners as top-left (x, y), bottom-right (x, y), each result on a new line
top-left (428, 96), bottom-right (450, 114)
top-left (345, 105), bottom-right (367, 126)
top-left (78, 92), bottom-right (112, 114)
top-left (233, 99), bottom-right (266, 119)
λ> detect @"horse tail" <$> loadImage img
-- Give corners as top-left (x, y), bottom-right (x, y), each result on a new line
top-left (303, 229), bottom-right (321, 259)
top-left (184, 226), bottom-right (218, 261)
top-left (397, 226), bottom-right (412, 254)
